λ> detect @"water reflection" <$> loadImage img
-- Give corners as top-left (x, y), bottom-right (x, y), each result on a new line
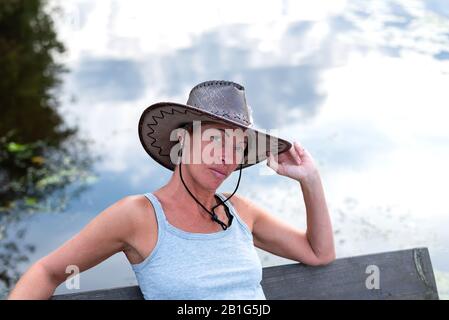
top-left (0, 0), bottom-right (97, 297)
top-left (2, 0), bottom-right (449, 300)
top-left (0, 225), bottom-right (35, 290)
top-left (74, 58), bottom-right (145, 102)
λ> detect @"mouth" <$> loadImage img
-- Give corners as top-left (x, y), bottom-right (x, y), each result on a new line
top-left (209, 168), bottom-right (227, 179)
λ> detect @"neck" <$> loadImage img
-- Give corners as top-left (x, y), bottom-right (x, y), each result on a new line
top-left (159, 164), bottom-right (218, 217)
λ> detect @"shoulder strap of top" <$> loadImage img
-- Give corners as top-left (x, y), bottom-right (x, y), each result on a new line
top-left (143, 192), bottom-right (168, 230)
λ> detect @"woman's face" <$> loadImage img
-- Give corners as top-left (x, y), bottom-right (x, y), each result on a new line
top-left (178, 122), bottom-right (248, 190)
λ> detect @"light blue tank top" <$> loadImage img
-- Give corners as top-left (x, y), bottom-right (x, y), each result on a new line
top-left (130, 192), bottom-right (266, 300)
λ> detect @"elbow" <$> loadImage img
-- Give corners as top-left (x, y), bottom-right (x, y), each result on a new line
top-left (317, 252), bottom-right (336, 266)
top-left (306, 251), bottom-right (336, 266)
top-left (8, 260), bottom-right (61, 300)
top-left (36, 257), bottom-right (67, 286)
top-left (318, 247), bottom-right (337, 265)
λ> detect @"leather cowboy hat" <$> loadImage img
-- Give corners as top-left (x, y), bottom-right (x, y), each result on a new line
top-left (138, 80), bottom-right (292, 171)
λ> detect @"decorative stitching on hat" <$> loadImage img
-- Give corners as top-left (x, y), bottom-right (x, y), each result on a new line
top-left (192, 80), bottom-right (244, 91)
top-left (144, 107), bottom-right (203, 158)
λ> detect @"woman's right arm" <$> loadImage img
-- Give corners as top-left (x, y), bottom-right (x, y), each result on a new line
top-left (7, 196), bottom-right (140, 300)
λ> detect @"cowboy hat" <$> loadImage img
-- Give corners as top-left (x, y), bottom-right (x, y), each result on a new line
top-left (138, 80), bottom-right (292, 171)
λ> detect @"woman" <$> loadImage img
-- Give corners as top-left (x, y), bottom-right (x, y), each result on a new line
top-left (8, 80), bottom-right (335, 300)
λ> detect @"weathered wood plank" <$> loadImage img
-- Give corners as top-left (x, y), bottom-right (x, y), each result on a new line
top-left (51, 247), bottom-right (439, 300)
top-left (261, 247), bottom-right (438, 300)
top-left (51, 285), bottom-right (144, 300)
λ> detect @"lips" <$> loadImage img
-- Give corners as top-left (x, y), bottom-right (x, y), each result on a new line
top-left (209, 167), bottom-right (227, 179)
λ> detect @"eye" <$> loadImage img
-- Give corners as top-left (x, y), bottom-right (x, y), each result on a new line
top-left (210, 135), bottom-right (222, 142)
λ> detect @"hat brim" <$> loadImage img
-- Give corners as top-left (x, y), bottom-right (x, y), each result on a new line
top-left (138, 102), bottom-right (292, 171)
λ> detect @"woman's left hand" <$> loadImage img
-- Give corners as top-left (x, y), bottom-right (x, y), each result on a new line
top-left (267, 141), bottom-right (319, 183)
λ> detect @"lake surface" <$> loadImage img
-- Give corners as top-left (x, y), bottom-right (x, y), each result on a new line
top-left (1, 0), bottom-right (448, 299)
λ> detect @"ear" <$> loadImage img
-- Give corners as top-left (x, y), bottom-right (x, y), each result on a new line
top-left (176, 128), bottom-right (186, 143)
top-left (180, 131), bottom-right (187, 143)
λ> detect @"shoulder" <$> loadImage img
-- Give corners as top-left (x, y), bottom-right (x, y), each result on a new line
top-left (221, 192), bottom-right (257, 231)
top-left (221, 192), bottom-right (274, 230)
top-left (221, 192), bottom-right (250, 208)
top-left (106, 194), bottom-right (152, 217)
top-left (96, 194), bottom-right (157, 242)
top-left (119, 194), bottom-right (157, 227)
top-left (111, 194), bottom-right (158, 255)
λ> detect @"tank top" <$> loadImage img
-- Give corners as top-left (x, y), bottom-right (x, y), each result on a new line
top-left (130, 192), bottom-right (266, 300)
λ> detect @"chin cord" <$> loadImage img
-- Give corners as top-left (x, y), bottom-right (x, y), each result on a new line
top-left (178, 146), bottom-right (243, 230)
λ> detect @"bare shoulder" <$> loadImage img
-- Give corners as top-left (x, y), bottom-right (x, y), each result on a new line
top-left (89, 195), bottom-right (154, 244)
top-left (123, 194), bottom-right (154, 213)
top-left (221, 192), bottom-right (258, 232)
top-left (92, 194), bottom-right (158, 251)
top-left (116, 194), bottom-right (158, 263)
top-left (120, 194), bottom-right (158, 231)
top-left (105, 195), bottom-right (148, 221)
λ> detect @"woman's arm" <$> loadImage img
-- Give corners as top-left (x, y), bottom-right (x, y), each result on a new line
top-left (243, 141), bottom-right (335, 266)
top-left (7, 196), bottom-right (140, 299)
top-left (231, 173), bottom-right (335, 266)
top-left (298, 170), bottom-right (335, 262)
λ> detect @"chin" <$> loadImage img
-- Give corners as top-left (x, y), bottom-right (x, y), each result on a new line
top-left (188, 170), bottom-right (221, 190)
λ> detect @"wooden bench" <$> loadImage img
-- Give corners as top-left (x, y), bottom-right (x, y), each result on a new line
top-left (51, 247), bottom-right (439, 300)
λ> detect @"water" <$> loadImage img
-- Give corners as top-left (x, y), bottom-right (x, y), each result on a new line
top-left (1, 0), bottom-right (449, 299)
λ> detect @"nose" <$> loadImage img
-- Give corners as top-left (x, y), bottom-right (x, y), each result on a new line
top-left (220, 145), bottom-right (236, 165)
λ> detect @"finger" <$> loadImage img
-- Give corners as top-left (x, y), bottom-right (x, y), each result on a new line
top-left (287, 142), bottom-right (302, 165)
top-left (294, 141), bottom-right (304, 152)
top-left (283, 144), bottom-right (299, 164)
top-left (294, 141), bottom-right (305, 157)
top-left (289, 145), bottom-right (298, 158)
